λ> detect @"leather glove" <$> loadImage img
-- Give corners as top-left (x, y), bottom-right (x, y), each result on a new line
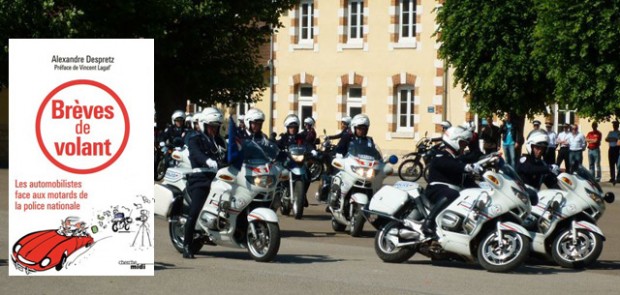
top-left (206, 158), bottom-right (218, 170)
top-left (549, 164), bottom-right (560, 175)
top-left (311, 150), bottom-right (318, 157)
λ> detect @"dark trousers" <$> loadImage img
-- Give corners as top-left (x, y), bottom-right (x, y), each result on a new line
top-left (556, 147), bottom-right (569, 171)
top-left (609, 146), bottom-right (620, 181)
top-left (184, 184), bottom-right (210, 247)
top-left (423, 185), bottom-right (460, 233)
top-left (544, 147), bottom-right (556, 165)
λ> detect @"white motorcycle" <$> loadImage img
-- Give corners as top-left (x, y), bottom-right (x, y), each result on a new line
top-left (154, 147), bottom-right (192, 217)
top-left (366, 155), bottom-right (532, 272)
top-left (275, 143), bottom-right (310, 219)
top-left (167, 140), bottom-right (286, 262)
top-left (327, 139), bottom-right (397, 237)
top-left (526, 165), bottom-right (615, 268)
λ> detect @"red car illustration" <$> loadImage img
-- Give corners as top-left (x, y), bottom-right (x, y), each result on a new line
top-left (12, 217), bottom-right (94, 274)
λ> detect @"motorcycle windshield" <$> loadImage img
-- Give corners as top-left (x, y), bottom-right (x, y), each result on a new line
top-left (287, 144), bottom-right (307, 156)
top-left (347, 139), bottom-right (382, 162)
top-left (242, 140), bottom-right (280, 166)
top-left (574, 165), bottom-right (602, 192)
top-left (499, 164), bottom-right (526, 189)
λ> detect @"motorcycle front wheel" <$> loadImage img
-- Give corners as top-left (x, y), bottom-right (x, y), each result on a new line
top-left (247, 221), bottom-right (281, 262)
top-left (349, 204), bottom-right (365, 237)
top-left (551, 228), bottom-right (603, 269)
top-left (169, 214), bottom-right (203, 254)
top-left (423, 165), bottom-right (431, 182)
top-left (293, 180), bottom-right (305, 219)
top-left (155, 158), bottom-right (167, 181)
top-left (277, 186), bottom-right (291, 216)
top-left (398, 159), bottom-right (423, 182)
top-left (477, 230), bottom-right (530, 273)
top-left (307, 158), bottom-right (323, 182)
top-left (374, 221), bottom-right (417, 263)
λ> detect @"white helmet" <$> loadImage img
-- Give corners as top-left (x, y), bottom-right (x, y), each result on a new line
top-left (341, 116), bottom-right (352, 126)
top-left (440, 120), bottom-right (452, 130)
top-left (350, 114), bottom-right (370, 133)
top-left (525, 129), bottom-right (549, 154)
top-left (171, 110), bottom-right (186, 124)
top-left (442, 125), bottom-right (472, 152)
top-left (244, 108), bottom-right (265, 127)
top-left (284, 114), bottom-right (300, 128)
top-left (198, 107), bottom-right (223, 132)
top-left (304, 117), bottom-right (315, 127)
top-left (185, 114), bottom-right (193, 123)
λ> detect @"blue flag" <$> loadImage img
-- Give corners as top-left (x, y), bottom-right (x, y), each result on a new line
top-left (227, 115), bottom-right (242, 169)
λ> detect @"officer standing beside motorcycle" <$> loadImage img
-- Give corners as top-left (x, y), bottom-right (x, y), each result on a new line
top-left (183, 107), bottom-right (226, 259)
top-left (421, 125), bottom-right (482, 240)
top-left (516, 129), bottom-right (559, 192)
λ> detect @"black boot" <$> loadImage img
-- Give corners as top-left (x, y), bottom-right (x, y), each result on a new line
top-left (182, 244), bottom-right (195, 259)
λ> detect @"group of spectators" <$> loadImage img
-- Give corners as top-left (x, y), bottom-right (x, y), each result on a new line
top-left (479, 114), bottom-right (620, 183)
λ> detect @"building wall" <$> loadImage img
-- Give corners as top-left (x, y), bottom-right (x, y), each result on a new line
top-left (254, 0), bottom-right (468, 158)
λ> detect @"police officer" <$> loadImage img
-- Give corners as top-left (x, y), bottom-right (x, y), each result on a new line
top-left (183, 107), bottom-right (226, 259)
top-left (277, 114), bottom-right (311, 207)
top-left (516, 129), bottom-right (559, 192)
top-left (326, 116), bottom-right (352, 140)
top-left (243, 108), bottom-right (270, 142)
top-left (420, 125), bottom-right (482, 240)
top-left (300, 117), bottom-right (317, 147)
top-left (159, 110), bottom-right (188, 148)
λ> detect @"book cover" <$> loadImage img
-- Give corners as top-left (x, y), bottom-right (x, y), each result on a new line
top-left (8, 39), bottom-right (154, 276)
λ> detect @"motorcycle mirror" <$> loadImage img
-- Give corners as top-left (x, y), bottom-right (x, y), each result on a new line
top-left (388, 155), bottom-right (398, 164)
top-left (604, 192), bottom-right (615, 204)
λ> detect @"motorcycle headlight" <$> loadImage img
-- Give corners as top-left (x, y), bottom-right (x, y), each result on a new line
top-left (291, 154), bottom-right (305, 163)
top-left (246, 175), bottom-right (275, 188)
top-left (41, 257), bottom-right (50, 267)
top-left (352, 166), bottom-right (375, 179)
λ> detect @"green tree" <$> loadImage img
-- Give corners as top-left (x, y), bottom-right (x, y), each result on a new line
top-left (0, 0), bottom-right (295, 125)
top-left (534, 0), bottom-right (620, 121)
top-left (436, 0), bottom-right (555, 118)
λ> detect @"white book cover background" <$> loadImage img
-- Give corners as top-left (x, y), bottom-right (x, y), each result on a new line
top-left (9, 39), bottom-right (154, 276)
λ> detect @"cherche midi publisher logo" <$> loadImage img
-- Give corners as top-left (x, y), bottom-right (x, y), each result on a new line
top-left (35, 79), bottom-right (130, 174)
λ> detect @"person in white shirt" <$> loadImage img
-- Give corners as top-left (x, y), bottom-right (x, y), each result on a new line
top-left (556, 124), bottom-right (571, 171)
top-left (567, 124), bottom-right (586, 173)
top-left (605, 121), bottom-right (620, 184)
top-left (544, 122), bottom-right (557, 164)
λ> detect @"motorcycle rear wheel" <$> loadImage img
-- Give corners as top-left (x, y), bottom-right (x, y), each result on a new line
top-left (293, 180), bottom-right (305, 219)
top-left (247, 221), bottom-right (281, 262)
top-left (551, 228), bottom-right (603, 269)
top-left (398, 159), bottom-right (423, 182)
top-left (374, 221), bottom-right (416, 263)
top-left (169, 214), bottom-right (203, 254)
top-left (423, 165), bottom-right (431, 183)
top-left (478, 230), bottom-right (530, 273)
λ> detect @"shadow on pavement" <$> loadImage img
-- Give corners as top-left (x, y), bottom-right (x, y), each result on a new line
top-left (154, 261), bottom-right (193, 271)
top-left (0, 259), bottom-right (7, 266)
top-left (281, 229), bottom-right (376, 238)
top-left (191, 250), bottom-right (343, 264)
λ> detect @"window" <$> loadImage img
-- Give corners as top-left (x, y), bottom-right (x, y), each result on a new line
top-left (399, 0), bottom-right (416, 41)
top-left (397, 86), bottom-right (415, 130)
top-left (236, 103), bottom-right (250, 117)
top-left (557, 104), bottom-right (576, 126)
top-left (347, 86), bottom-right (362, 117)
top-left (299, 0), bottom-right (314, 43)
top-left (298, 85), bottom-right (313, 122)
top-left (348, 0), bottom-right (364, 43)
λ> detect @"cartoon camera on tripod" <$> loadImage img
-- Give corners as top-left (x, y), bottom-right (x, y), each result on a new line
top-left (136, 209), bottom-right (149, 223)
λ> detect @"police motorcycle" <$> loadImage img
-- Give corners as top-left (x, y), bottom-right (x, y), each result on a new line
top-left (153, 146), bottom-right (195, 217)
top-left (306, 137), bottom-right (325, 182)
top-left (275, 143), bottom-right (311, 219)
top-left (326, 140), bottom-right (398, 237)
top-left (167, 140), bottom-right (285, 262)
top-left (366, 153), bottom-right (532, 273)
top-left (155, 137), bottom-right (185, 181)
top-left (525, 165), bottom-right (614, 268)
